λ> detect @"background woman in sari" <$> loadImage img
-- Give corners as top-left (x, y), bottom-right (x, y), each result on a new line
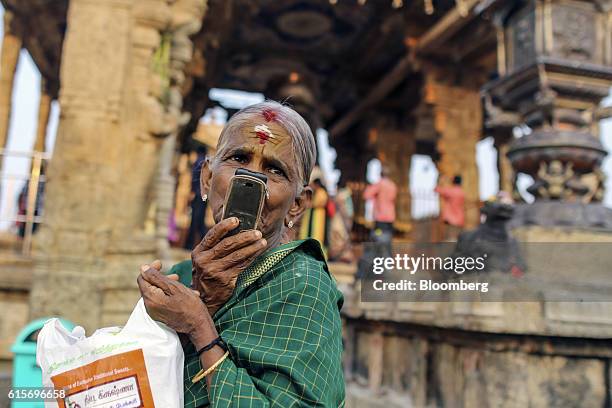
top-left (299, 173), bottom-right (330, 252)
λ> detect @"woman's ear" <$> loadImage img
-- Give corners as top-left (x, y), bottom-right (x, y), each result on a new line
top-left (199, 157), bottom-right (212, 197)
top-left (286, 185), bottom-right (312, 226)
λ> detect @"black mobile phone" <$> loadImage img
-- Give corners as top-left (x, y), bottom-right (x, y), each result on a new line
top-left (222, 168), bottom-right (268, 237)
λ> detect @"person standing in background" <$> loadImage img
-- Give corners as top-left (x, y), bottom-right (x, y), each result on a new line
top-left (363, 166), bottom-right (397, 244)
top-left (355, 166), bottom-right (397, 283)
top-left (336, 180), bottom-right (354, 233)
top-left (435, 175), bottom-right (465, 241)
top-left (299, 170), bottom-right (330, 253)
top-left (330, 180), bottom-right (355, 262)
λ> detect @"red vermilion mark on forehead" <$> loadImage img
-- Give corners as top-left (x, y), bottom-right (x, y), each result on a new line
top-left (254, 124), bottom-right (273, 144)
top-left (256, 131), bottom-right (269, 144)
top-left (262, 109), bottom-right (278, 122)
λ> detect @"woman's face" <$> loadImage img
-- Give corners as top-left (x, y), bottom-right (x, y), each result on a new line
top-left (201, 119), bottom-right (308, 247)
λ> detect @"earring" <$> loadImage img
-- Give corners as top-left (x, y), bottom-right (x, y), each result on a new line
top-left (287, 220), bottom-right (294, 228)
top-left (201, 194), bottom-right (207, 202)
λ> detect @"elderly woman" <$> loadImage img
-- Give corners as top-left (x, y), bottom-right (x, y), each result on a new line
top-left (136, 101), bottom-right (345, 407)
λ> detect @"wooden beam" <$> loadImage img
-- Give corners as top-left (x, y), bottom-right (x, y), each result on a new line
top-left (415, 0), bottom-right (482, 53)
top-left (33, 79), bottom-right (52, 152)
top-left (595, 106), bottom-right (612, 120)
top-left (328, 53), bottom-right (413, 138)
top-left (328, 0), bottom-right (483, 139)
top-left (0, 11), bottom-right (22, 152)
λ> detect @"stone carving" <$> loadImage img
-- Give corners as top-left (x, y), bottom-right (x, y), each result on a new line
top-left (577, 167), bottom-right (605, 203)
top-left (453, 194), bottom-right (526, 274)
top-left (529, 160), bottom-right (574, 200)
top-left (509, 8), bottom-right (535, 71)
top-left (527, 160), bottom-right (606, 204)
top-left (482, 93), bottom-right (521, 130)
top-left (552, 5), bottom-right (595, 62)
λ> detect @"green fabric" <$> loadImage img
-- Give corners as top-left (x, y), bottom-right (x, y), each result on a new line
top-left (168, 239), bottom-right (345, 407)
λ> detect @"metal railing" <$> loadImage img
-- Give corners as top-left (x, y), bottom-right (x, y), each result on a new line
top-left (0, 149), bottom-right (50, 256)
top-left (410, 188), bottom-right (440, 220)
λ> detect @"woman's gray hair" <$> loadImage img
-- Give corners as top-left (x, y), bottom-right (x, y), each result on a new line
top-left (213, 100), bottom-right (317, 189)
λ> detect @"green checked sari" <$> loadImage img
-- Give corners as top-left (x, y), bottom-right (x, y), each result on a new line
top-left (168, 239), bottom-right (345, 407)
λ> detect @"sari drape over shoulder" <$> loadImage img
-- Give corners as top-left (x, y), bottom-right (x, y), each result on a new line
top-left (168, 239), bottom-right (345, 407)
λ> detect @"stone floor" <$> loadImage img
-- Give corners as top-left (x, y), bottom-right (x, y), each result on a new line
top-left (346, 382), bottom-right (414, 408)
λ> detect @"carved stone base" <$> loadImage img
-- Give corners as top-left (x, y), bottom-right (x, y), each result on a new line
top-left (509, 202), bottom-right (612, 230)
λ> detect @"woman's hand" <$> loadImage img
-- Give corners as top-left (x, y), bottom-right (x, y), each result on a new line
top-left (137, 261), bottom-right (214, 342)
top-left (192, 217), bottom-right (268, 316)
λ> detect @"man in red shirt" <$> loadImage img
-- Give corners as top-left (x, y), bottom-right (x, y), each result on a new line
top-left (355, 166), bottom-right (398, 282)
top-left (363, 166), bottom-right (398, 244)
top-left (435, 175), bottom-right (465, 240)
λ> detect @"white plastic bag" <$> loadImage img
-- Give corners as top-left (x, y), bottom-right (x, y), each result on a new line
top-left (37, 298), bottom-right (184, 408)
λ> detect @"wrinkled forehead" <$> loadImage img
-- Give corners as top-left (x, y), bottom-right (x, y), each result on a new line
top-left (215, 114), bottom-right (306, 184)
top-left (228, 120), bottom-right (293, 150)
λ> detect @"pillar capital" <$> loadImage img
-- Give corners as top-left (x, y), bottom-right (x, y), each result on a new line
top-left (484, 0), bottom-right (612, 228)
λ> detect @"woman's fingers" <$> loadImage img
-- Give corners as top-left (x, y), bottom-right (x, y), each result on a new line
top-left (198, 217), bottom-right (239, 250)
top-left (137, 273), bottom-right (163, 298)
top-left (210, 229), bottom-right (262, 259)
top-left (136, 273), bottom-right (147, 293)
top-left (217, 238), bottom-right (267, 269)
top-left (140, 268), bottom-right (174, 296)
top-left (139, 260), bottom-right (162, 272)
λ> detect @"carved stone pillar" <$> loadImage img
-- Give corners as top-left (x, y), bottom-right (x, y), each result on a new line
top-left (424, 74), bottom-right (482, 229)
top-left (333, 129), bottom-right (371, 184)
top-left (0, 11), bottom-right (22, 167)
top-left (484, 0), bottom-right (612, 228)
top-left (30, 0), bottom-right (134, 330)
top-left (371, 124), bottom-right (415, 234)
top-left (335, 149), bottom-right (370, 185)
top-left (30, 0), bottom-right (207, 330)
top-left (154, 0), bottom-right (206, 266)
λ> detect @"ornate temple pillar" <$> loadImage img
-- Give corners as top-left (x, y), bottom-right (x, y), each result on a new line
top-left (335, 144), bottom-right (370, 184)
top-left (370, 124), bottom-right (416, 234)
top-left (332, 129), bottom-right (371, 228)
top-left (154, 0), bottom-right (206, 266)
top-left (30, 0), bottom-right (134, 329)
top-left (424, 73), bottom-right (482, 229)
top-left (0, 11), bottom-right (22, 168)
top-left (30, 0), bottom-right (206, 330)
top-left (484, 0), bottom-right (612, 228)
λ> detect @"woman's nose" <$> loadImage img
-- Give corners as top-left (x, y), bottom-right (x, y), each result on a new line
top-left (242, 159), bottom-right (265, 175)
